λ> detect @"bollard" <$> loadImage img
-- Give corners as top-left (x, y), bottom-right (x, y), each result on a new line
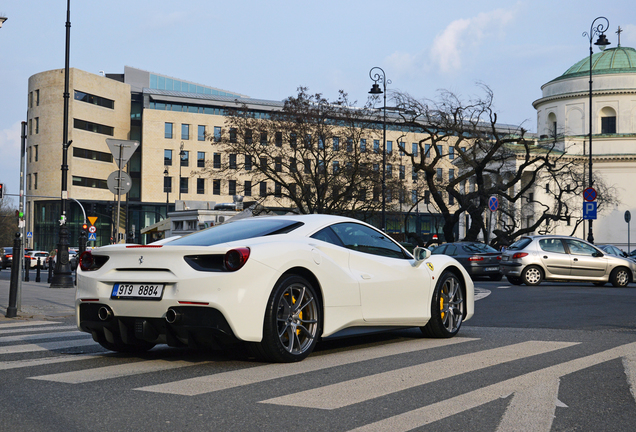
top-left (47, 260), bottom-right (53, 284)
top-left (36, 257), bottom-right (41, 283)
top-left (24, 256), bottom-right (30, 282)
top-left (5, 233), bottom-right (22, 318)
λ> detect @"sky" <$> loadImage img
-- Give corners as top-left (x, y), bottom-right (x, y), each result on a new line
top-left (1, 0), bottom-right (635, 206)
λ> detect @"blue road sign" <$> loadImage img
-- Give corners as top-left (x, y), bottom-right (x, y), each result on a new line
top-left (26, 232), bottom-right (32, 238)
top-left (488, 196), bottom-right (499, 212)
top-left (88, 232), bottom-right (97, 241)
top-left (584, 187), bottom-right (597, 202)
top-left (583, 201), bottom-right (597, 220)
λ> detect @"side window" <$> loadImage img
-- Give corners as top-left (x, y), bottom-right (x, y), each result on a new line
top-left (330, 223), bottom-right (407, 259)
top-left (539, 239), bottom-right (566, 254)
top-left (445, 245), bottom-right (457, 256)
top-left (310, 227), bottom-right (344, 246)
top-left (431, 245), bottom-right (447, 255)
top-left (565, 239), bottom-right (597, 256)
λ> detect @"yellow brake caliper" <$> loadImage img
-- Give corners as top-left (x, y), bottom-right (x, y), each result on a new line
top-left (440, 288), bottom-right (446, 319)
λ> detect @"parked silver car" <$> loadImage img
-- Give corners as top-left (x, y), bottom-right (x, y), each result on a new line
top-left (501, 235), bottom-right (636, 287)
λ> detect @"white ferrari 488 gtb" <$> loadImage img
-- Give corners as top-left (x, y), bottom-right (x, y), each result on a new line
top-left (76, 214), bottom-right (474, 362)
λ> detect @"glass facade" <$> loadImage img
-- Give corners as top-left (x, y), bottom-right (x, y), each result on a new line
top-left (149, 73), bottom-right (243, 98)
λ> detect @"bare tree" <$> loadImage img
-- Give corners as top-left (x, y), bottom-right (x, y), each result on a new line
top-left (0, 197), bottom-right (18, 247)
top-left (200, 87), bottom-right (403, 218)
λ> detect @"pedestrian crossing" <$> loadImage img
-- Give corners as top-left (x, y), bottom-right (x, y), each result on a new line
top-left (2, 319), bottom-right (636, 431)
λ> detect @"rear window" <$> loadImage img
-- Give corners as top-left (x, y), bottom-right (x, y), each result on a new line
top-left (168, 218), bottom-right (304, 247)
top-left (507, 237), bottom-right (532, 251)
top-left (461, 243), bottom-right (498, 253)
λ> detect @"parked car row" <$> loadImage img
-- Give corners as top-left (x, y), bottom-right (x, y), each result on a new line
top-left (1, 247), bottom-right (79, 270)
top-left (429, 236), bottom-right (636, 288)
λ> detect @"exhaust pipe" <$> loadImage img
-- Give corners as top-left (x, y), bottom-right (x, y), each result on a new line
top-left (98, 306), bottom-right (113, 321)
top-left (166, 308), bottom-right (182, 324)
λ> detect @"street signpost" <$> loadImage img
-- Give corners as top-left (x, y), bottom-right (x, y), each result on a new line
top-left (583, 201), bottom-right (597, 220)
top-left (105, 139), bottom-right (139, 244)
top-left (583, 187), bottom-right (597, 202)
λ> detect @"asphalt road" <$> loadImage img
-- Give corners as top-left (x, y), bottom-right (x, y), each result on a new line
top-left (1, 271), bottom-right (636, 431)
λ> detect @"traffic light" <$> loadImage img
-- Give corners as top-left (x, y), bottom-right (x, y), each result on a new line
top-left (82, 223), bottom-right (88, 232)
top-left (0, 183), bottom-right (4, 199)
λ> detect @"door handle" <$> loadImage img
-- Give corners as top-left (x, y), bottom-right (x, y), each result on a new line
top-left (573, 258), bottom-right (579, 261)
top-left (543, 256), bottom-right (548, 259)
top-left (360, 273), bottom-right (372, 280)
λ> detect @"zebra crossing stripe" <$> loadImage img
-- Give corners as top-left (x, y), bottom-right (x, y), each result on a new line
top-left (496, 378), bottom-right (561, 432)
top-left (0, 354), bottom-right (102, 371)
top-left (30, 359), bottom-right (213, 384)
top-left (261, 341), bottom-right (578, 409)
top-left (136, 337), bottom-right (478, 396)
top-left (0, 325), bottom-right (76, 335)
top-left (0, 321), bottom-right (60, 330)
top-left (0, 330), bottom-right (86, 343)
top-left (0, 339), bottom-right (96, 355)
top-left (346, 341), bottom-right (636, 432)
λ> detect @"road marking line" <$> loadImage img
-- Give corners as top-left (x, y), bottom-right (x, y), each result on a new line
top-left (0, 321), bottom-right (60, 331)
top-left (474, 288), bottom-right (491, 300)
top-left (0, 353), bottom-right (102, 371)
top-left (347, 341), bottom-right (636, 432)
top-left (0, 325), bottom-right (76, 335)
top-left (0, 330), bottom-right (86, 343)
top-left (496, 378), bottom-right (560, 432)
top-left (0, 339), bottom-right (96, 355)
top-left (622, 356), bottom-right (636, 403)
top-left (136, 337), bottom-right (477, 396)
top-left (262, 341), bottom-right (577, 409)
top-left (30, 359), bottom-right (212, 383)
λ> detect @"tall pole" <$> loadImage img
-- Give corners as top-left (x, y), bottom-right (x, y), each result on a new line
top-left (51, 0), bottom-right (74, 288)
top-left (369, 67), bottom-right (390, 232)
top-left (164, 168), bottom-right (169, 217)
top-left (178, 142), bottom-right (185, 202)
top-left (583, 16), bottom-right (610, 245)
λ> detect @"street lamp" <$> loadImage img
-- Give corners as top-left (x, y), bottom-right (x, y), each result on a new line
top-left (369, 67), bottom-right (390, 232)
top-left (583, 17), bottom-right (611, 244)
top-left (51, 0), bottom-right (74, 288)
top-left (163, 168), bottom-right (169, 217)
top-left (178, 141), bottom-right (186, 201)
top-left (0, 15), bottom-right (7, 28)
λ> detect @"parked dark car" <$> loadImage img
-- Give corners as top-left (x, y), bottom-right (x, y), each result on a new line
top-left (598, 245), bottom-right (635, 262)
top-left (431, 242), bottom-right (502, 280)
top-left (1, 246), bottom-right (13, 269)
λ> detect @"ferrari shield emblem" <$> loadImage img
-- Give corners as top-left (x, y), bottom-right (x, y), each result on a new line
top-left (426, 262), bottom-right (434, 271)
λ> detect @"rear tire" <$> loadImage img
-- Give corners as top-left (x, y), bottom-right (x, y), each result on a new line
top-left (421, 271), bottom-right (464, 338)
top-left (610, 267), bottom-right (631, 287)
top-left (521, 266), bottom-right (543, 286)
top-left (248, 275), bottom-right (321, 363)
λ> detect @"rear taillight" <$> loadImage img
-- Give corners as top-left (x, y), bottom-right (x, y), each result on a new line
top-left (468, 256), bottom-right (484, 262)
top-left (497, 256), bottom-right (502, 260)
top-left (224, 248), bottom-right (250, 271)
top-left (79, 251), bottom-right (109, 271)
top-left (512, 252), bottom-right (528, 259)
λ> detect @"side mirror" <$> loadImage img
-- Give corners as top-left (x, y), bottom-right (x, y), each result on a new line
top-left (412, 246), bottom-right (431, 267)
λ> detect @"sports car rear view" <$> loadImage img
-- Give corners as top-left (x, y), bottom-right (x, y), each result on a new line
top-left (76, 214), bottom-right (474, 362)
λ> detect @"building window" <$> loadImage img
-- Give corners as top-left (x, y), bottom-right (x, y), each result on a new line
top-left (275, 182), bottom-right (282, 197)
top-left (214, 126), bottom-right (221, 142)
top-left (333, 160), bottom-right (340, 173)
top-left (360, 139), bottom-right (366, 153)
top-left (275, 132), bottom-right (283, 147)
top-left (35, 118), bottom-right (39, 134)
top-left (181, 124), bottom-right (190, 140)
top-left (412, 190), bottom-right (417, 204)
top-left (35, 89), bottom-right (39, 106)
top-left (601, 116), bottom-right (616, 134)
top-left (244, 180), bottom-right (252, 196)
top-left (33, 173), bottom-right (38, 190)
top-left (260, 157), bottom-right (268, 171)
top-left (244, 129), bottom-right (253, 145)
top-left (245, 155), bottom-right (252, 171)
top-left (259, 181), bottom-right (267, 197)
top-left (213, 179), bottom-right (221, 195)
top-left (34, 145), bottom-right (38, 162)
top-left (229, 128), bottom-right (237, 143)
top-left (228, 179), bottom-right (236, 196)
top-left (74, 90), bottom-right (114, 109)
top-left (545, 183), bottom-right (550, 193)
top-left (198, 125), bottom-right (206, 141)
top-left (304, 159), bottom-right (311, 174)
top-left (290, 133), bottom-right (297, 147)
top-left (399, 165), bottom-right (405, 180)
top-left (425, 190), bottom-right (430, 204)
top-left (74, 119), bottom-right (114, 136)
top-left (180, 177), bottom-right (188, 194)
top-left (449, 193), bottom-right (454, 205)
top-left (213, 153), bottom-right (221, 169)
top-left (197, 151), bottom-right (205, 168)
top-left (437, 168), bottom-right (443, 181)
top-left (260, 132), bottom-right (268, 146)
top-left (165, 123), bottom-right (173, 139)
top-left (449, 169), bottom-right (455, 182)
top-left (164, 176), bottom-right (172, 193)
top-left (197, 178), bottom-right (205, 194)
top-left (29, 119), bottom-right (32, 135)
top-left (305, 134), bottom-right (312, 148)
top-left (74, 147), bottom-right (113, 163)
top-left (412, 143), bottom-right (418, 157)
top-left (449, 146), bottom-right (455, 160)
top-left (275, 157), bottom-right (282, 172)
top-left (436, 145), bottom-right (443, 156)
top-left (412, 169), bottom-right (418, 181)
top-left (229, 154), bottom-right (237, 169)
top-left (180, 150), bottom-right (189, 167)
top-left (164, 149), bottom-right (173, 166)
top-left (346, 138), bottom-right (353, 152)
top-left (387, 164), bottom-right (392, 178)
top-left (333, 137), bottom-right (339, 151)
top-left (387, 141), bottom-right (393, 154)
top-left (72, 176), bottom-right (109, 189)
top-left (374, 140), bottom-right (380, 153)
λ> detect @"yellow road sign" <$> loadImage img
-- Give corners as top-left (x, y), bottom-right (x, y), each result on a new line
top-left (88, 216), bottom-right (98, 226)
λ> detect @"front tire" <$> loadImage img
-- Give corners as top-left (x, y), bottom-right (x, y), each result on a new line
top-left (421, 271), bottom-right (464, 338)
top-left (521, 266), bottom-right (543, 286)
top-left (610, 267), bottom-right (631, 287)
top-left (249, 275), bottom-right (321, 363)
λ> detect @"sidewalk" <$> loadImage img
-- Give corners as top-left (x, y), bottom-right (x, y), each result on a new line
top-left (0, 268), bottom-right (76, 322)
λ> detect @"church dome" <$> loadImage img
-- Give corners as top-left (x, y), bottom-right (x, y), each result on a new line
top-left (552, 46), bottom-right (636, 82)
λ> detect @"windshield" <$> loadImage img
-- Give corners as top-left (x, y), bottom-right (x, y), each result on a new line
top-left (507, 237), bottom-right (532, 251)
top-left (168, 218), bottom-right (304, 247)
top-left (461, 243), bottom-right (498, 254)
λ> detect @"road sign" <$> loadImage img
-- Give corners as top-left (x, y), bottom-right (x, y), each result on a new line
top-left (88, 216), bottom-right (98, 226)
top-left (88, 232), bottom-right (97, 241)
top-left (584, 187), bottom-right (597, 202)
top-left (107, 171), bottom-right (132, 195)
top-left (583, 201), bottom-right (597, 220)
top-left (625, 211), bottom-right (631, 223)
top-left (26, 231), bottom-right (32, 238)
top-left (106, 139), bottom-right (140, 169)
top-left (488, 196), bottom-right (499, 212)
top-left (88, 225), bottom-right (97, 234)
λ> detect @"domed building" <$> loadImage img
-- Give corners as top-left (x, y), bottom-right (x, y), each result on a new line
top-left (533, 44), bottom-right (636, 247)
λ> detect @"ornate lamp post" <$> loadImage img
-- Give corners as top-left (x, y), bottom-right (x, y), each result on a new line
top-left (583, 17), bottom-right (611, 244)
top-left (369, 67), bottom-right (390, 232)
top-left (163, 168), bottom-right (169, 216)
top-left (51, 0), bottom-right (74, 288)
top-left (178, 141), bottom-right (186, 201)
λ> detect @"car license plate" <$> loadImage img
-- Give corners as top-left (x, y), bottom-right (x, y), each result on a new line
top-left (502, 256), bottom-right (509, 261)
top-left (111, 283), bottom-right (164, 300)
top-left (485, 267), bottom-right (499, 271)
